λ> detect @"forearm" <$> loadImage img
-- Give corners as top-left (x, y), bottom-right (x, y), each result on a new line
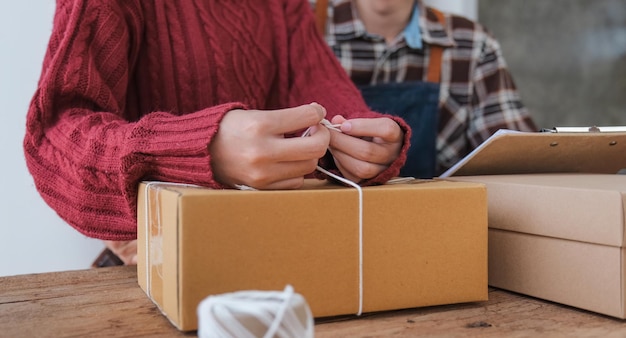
top-left (24, 101), bottom-right (242, 240)
top-left (24, 0), bottom-right (253, 239)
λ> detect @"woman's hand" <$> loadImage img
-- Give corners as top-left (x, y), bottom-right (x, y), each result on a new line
top-left (210, 103), bottom-right (330, 190)
top-left (328, 115), bottom-right (404, 183)
top-left (104, 240), bottom-right (137, 265)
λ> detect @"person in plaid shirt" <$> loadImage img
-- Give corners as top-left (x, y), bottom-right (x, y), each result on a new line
top-left (311, 0), bottom-right (538, 176)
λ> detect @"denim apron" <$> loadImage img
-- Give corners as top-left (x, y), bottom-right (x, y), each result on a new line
top-left (358, 81), bottom-right (440, 178)
top-left (315, 2), bottom-right (446, 178)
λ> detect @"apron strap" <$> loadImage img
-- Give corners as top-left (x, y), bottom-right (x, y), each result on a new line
top-left (315, 0), bottom-right (329, 35)
top-left (426, 8), bottom-right (445, 83)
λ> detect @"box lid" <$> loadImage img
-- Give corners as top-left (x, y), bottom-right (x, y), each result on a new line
top-left (446, 174), bottom-right (626, 247)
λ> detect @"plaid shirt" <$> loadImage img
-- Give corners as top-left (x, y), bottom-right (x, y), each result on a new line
top-left (310, 0), bottom-right (538, 174)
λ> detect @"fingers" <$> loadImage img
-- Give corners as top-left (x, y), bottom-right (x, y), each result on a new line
top-left (327, 116), bottom-right (404, 181)
top-left (242, 159), bottom-right (319, 190)
top-left (330, 115), bottom-right (347, 125)
top-left (212, 104), bottom-right (403, 189)
top-left (259, 177), bottom-right (308, 190)
top-left (212, 105), bottom-right (331, 190)
top-left (333, 116), bottom-right (403, 144)
top-left (240, 127), bottom-right (329, 188)
top-left (330, 148), bottom-right (388, 181)
top-left (267, 125), bottom-right (330, 162)
top-left (226, 103), bottom-right (325, 140)
top-left (265, 102), bottom-right (326, 135)
top-left (329, 131), bottom-right (396, 165)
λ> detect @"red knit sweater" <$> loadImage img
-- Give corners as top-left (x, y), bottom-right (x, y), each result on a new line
top-left (23, 0), bottom-right (410, 240)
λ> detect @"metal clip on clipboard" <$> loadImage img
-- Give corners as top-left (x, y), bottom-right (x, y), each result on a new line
top-left (541, 126), bottom-right (626, 133)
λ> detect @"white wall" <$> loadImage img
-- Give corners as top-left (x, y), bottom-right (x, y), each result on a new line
top-left (0, 0), bottom-right (476, 278)
top-left (424, 0), bottom-right (478, 20)
top-left (0, 1), bottom-right (104, 277)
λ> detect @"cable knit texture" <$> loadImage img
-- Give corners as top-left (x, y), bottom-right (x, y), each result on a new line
top-left (24, 0), bottom-right (410, 240)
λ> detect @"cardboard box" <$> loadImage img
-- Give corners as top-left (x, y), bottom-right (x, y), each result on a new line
top-left (137, 179), bottom-right (488, 331)
top-left (447, 174), bottom-right (626, 318)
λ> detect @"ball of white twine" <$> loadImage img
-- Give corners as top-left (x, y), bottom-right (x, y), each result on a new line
top-left (197, 285), bottom-right (314, 338)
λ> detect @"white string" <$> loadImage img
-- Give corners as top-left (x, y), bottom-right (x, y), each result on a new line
top-left (144, 118), bottom-right (366, 335)
top-left (311, 165), bottom-right (364, 316)
top-left (235, 118), bottom-right (365, 316)
top-left (386, 177), bottom-right (416, 184)
top-left (263, 285), bottom-right (296, 338)
top-left (303, 119), bottom-right (365, 315)
top-left (197, 285), bottom-right (314, 338)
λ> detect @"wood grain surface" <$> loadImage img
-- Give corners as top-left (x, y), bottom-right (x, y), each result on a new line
top-left (2, 266), bottom-right (626, 337)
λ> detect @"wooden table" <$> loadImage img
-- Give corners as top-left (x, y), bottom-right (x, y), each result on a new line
top-left (2, 266), bottom-right (626, 337)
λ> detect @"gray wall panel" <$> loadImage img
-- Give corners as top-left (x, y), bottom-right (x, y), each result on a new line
top-left (479, 0), bottom-right (626, 128)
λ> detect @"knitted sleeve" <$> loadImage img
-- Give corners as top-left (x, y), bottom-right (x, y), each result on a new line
top-left (282, 0), bottom-right (411, 184)
top-left (23, 1), bottom-right (238, 240)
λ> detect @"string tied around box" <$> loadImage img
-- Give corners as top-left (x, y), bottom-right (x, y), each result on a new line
top-left (234, 118), bottom-right (366, 316)
top-left (230, 118), bottom-right (416, 317)
top-left (142, 118), bottom-right (412, 333)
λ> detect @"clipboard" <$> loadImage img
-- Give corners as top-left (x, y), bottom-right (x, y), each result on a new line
top-left (440, 127), bottom-right (626, 177)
